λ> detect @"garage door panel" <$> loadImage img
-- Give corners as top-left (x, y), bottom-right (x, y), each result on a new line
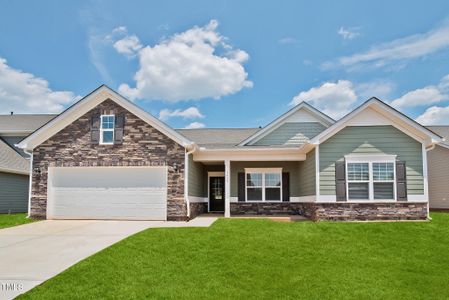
top-left (48, 167), bottom-right (168, 220)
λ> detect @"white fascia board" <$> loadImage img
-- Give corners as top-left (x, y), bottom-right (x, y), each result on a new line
top-left (310, 99), bottom-right (443, 147)
top-left (238, 102), bottom-right (335, 146)
top-left (193, 148), bottom-right (306, 161)
top-left (17, 85), bottom-right (192, 150)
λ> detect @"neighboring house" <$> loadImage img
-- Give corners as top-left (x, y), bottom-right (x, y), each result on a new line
top-left (0, 114), bottom-right (56, 213)
top-left (426, 126), bottom-right (449, 210)
top-left (17, 85), bottom-right (442, 221)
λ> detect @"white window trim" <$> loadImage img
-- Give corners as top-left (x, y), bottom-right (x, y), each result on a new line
top-left (244, 168), bottom-right (282, 202)
top-left (345, 155), bottom-right (396, 202)
top-left (100, 114), bottom-right (115, 145)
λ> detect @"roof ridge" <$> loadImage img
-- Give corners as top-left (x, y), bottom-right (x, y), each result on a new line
top-left (176, 127), bottom-right (259, 130)
top-left (0, 113), bottom-right (58, 116)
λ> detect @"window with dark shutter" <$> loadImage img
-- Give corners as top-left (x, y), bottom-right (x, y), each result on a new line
top-left (282, 172), bottom-right (289, 201)
top-left (114, 113), bottom-right (125, 144)
top-left (396, 161), bottom-right (407, 201)
top-left (91, 111), bottom-right (100, 144)
top-left (335, 161), bottom-right (346, 201)
top-left (237, 172), bottom-right (245, 201)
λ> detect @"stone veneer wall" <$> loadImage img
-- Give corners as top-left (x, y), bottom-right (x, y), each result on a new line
top-left (230, 202), bottom-right (427, 221)
top-left (31, 99), bottom-right (187, 220)
top-left (311, 203), bottom-right (427, 221)
top-left (189, 202), bottom-right (208, 219)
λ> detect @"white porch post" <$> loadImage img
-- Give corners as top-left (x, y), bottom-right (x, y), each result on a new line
top-left (225, 159), bottom-right (231, 218)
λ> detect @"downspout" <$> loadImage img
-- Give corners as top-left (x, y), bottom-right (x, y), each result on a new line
top-left (425, 143), bottom-right (437, 220)
top-left (23, 148), bottom-right (33, 219)
top-left (184, 143), bottom-right (197, 219)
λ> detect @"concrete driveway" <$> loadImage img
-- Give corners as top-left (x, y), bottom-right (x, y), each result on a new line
top-left (0, 217), bottom-right (216, 299)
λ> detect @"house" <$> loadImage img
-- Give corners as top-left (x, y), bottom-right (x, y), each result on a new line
top-left (0, 114), bottom-right (55, 213)
top-left (17, 85), bottom-right (443, 221)
top-left (426, 126), bottom-right (449, 210)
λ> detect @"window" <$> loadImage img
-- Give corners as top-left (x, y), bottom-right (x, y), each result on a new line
top-left (245, 169), bottom-right (282, 201)
top-left (346, 157), bottom-right (396, 201)
top-left (100, 115), bottom-right (115, 144)
top-left (347, 163), bottom-right (369, 200)
top-left (373, 163), bottom-right (395, 200)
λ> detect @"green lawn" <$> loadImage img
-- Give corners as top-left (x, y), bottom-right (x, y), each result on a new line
top-left (21, 213), bottom-right (449, 300)
top-left (0, 213), bottom-right (34, 229)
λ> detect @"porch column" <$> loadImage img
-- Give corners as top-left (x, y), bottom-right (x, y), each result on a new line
top-left (225, 159), bottom-right (231, 218)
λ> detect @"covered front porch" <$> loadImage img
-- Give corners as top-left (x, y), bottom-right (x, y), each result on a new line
top-left (186, 147), bottom-right (315, 219)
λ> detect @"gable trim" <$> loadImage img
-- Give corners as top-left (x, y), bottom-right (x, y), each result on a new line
top-left (238, 102), bottom-right (335, 146)
top-left (309, 97), bottom-right (443, 147)
top-left (17, 85), bottom-right (192, 150)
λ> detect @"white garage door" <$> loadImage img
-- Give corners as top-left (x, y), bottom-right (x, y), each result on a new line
top-left (47, 167), bottom-right (167, 220)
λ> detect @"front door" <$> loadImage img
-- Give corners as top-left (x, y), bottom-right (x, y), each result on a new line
top-left (209, 177), bottom-right (225, 212)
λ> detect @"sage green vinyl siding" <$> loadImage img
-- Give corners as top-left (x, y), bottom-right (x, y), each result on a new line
top-left (188, 154), bottom-right (206, 197)
top-left (254, 122), bottom-right (326, 146)
top-left (230, 161), bottom-right (301, 197)
top-left (0, 172), bottom-right (28, 213)
top-left (298, 149), bottom-right (316, 196)
top-left (188, 156), bottom-right (224, 198)
top-left (319, 126), bottom-right (423, 196)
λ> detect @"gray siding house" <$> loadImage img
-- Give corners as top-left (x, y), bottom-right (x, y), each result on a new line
top-left (426, 126), bottom-right (449, 209)
top-left (0, 114), bottom-right (55, 213)
top-left (17, 85), bottom-right (443, 221)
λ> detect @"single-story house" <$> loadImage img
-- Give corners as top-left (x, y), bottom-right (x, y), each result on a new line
top-left (426, 126), bottom-right (449, 210)
top-left (17, 85), bottom-right (444, 221)
top-left (0, 114), bottom-right (56, 213)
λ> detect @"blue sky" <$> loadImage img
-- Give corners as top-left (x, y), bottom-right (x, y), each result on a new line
top-left (1, 0), bottom-right (449, 128)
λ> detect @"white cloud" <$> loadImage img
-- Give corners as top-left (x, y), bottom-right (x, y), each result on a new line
top-left (279, 37), bottom-right (297, 44)
top-left (112, 26), bottom-right (127, 35)
top-left (290, 79), bottom-right (395, 119)
top-left (159, 107), bottom-right (204, 121)
top-left (291, 80), bottom-right (358, 119)
top-left (0, 58), bottom-right (79, 113)
top-left (416, 106), bottom-right (449, 125)
top-left (325, 21), bottom-right (449, 70)
top-left (355, 80), bottom-right (395, 100)
top-left (184, 122), bottom-right (206, 129)
top-left (391, 74), bottom-right (449, 109)
top-left (337, 27), bottom-right (361, 40)
top-left (391, 87), bottom-right (446, 109)
top-left (113, 35), bottom-right (142, 56)
top-left (116, 20), bottom-right (252, 102)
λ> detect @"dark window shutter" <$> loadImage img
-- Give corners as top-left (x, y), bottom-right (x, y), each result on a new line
top-left (114, 113), bottom-right (125, 144)
top-left (238, 172), bottom-right (245, 202)
top-left (396, 161), bottom-right (407, 201)
top-left (91, 112), bottom-right (100, 144)
top-left (335, 161), bottom-right (346, 201)
top-left (282, 172), bottom-right (290, 202)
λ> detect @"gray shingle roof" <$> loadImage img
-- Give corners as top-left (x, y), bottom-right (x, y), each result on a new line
top-left (0, 114), bottom-right (57, 132)
top-left (427, 126), bottom-right (449, 147)
top-left (176, 128), bottom-right (260, 148)
top-left (0, 138), bottom-right (28, 174)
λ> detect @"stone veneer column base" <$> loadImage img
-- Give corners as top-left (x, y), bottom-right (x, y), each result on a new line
top-left (230, 202), bottom-right (428, 221)
top-left (189, 202), bottom-right (208, 220)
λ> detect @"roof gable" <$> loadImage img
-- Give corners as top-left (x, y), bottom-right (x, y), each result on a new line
top-left (310, 97), bottom-right (443, 147)
top-left (17, 85), bottom-right (192, 150)
top-left (0, 137), bottom-right (28, 174)
top-left (238, 102), bottom-right (335, 146)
